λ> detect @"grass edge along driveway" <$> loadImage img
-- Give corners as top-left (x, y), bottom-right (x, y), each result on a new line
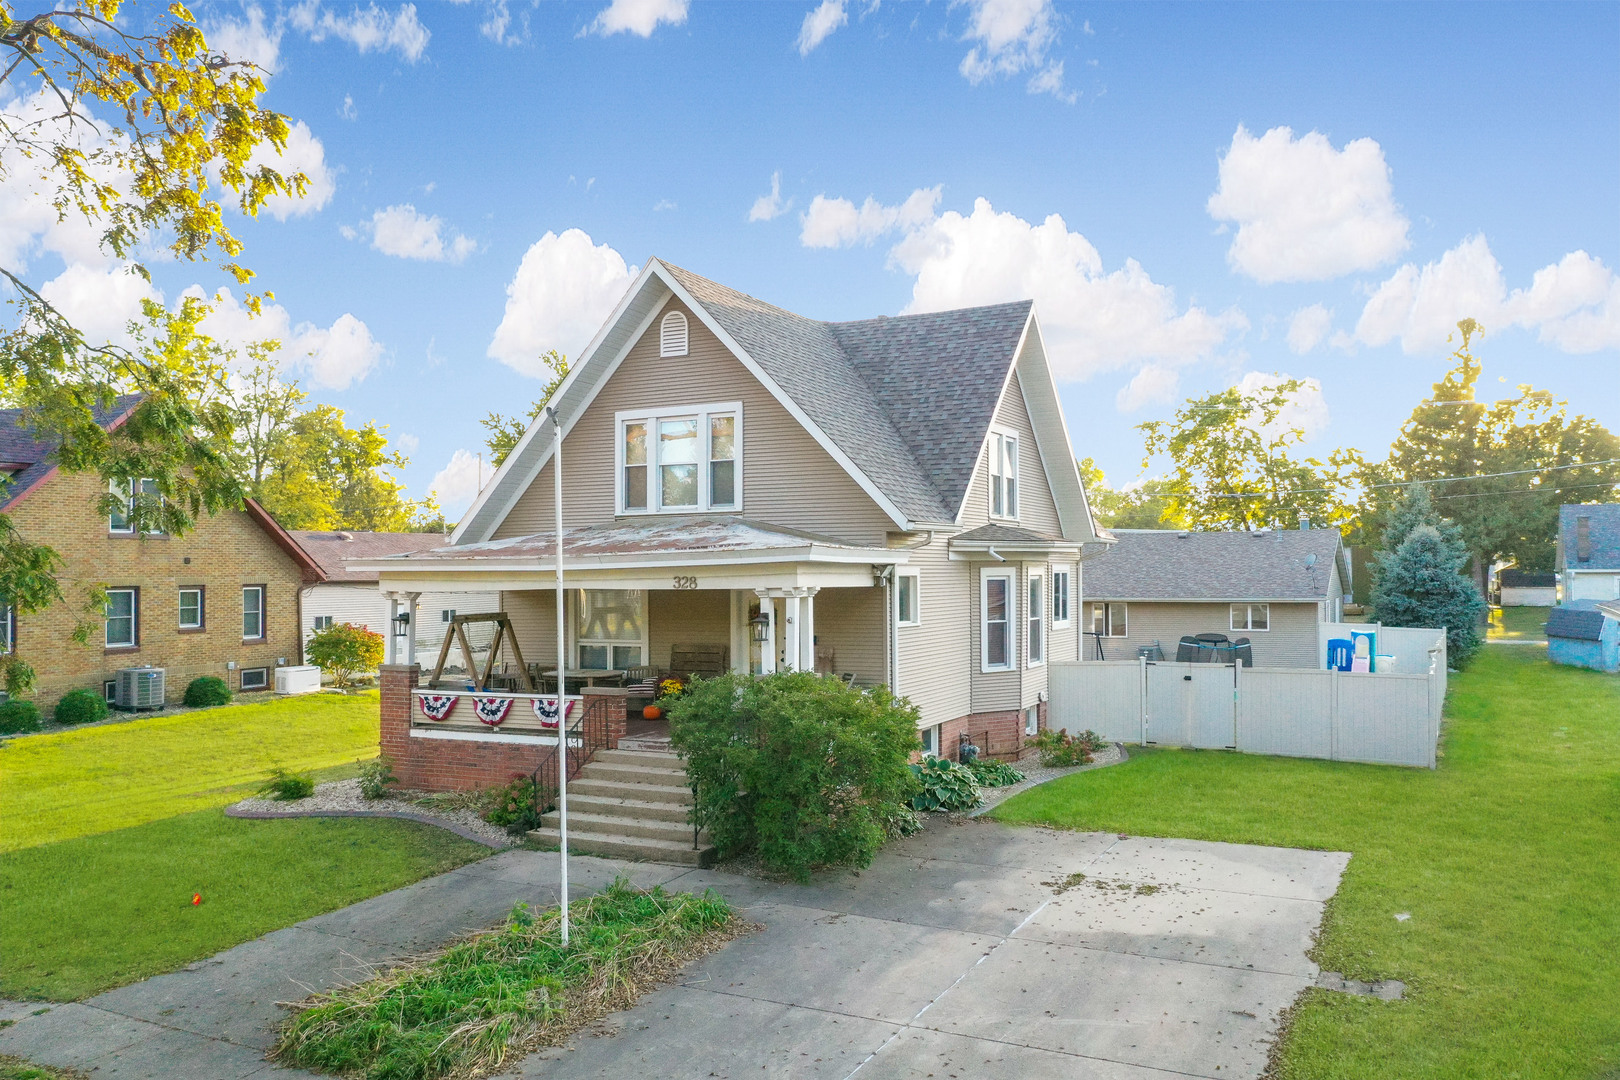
top-left (1, 691), bottom-right (383, 853)
top-left (991, 647), bottom-right (1620, 1080)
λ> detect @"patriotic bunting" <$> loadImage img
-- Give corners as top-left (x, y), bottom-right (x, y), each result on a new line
top-left (532, 696), bottom-right (576, 729)
top-left (418, 694), bottom-right (459, 721)
top-left (472, 696), bottom-right (514, 727)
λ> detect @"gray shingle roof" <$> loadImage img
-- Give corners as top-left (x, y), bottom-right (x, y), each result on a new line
top-left (661, 261), bottom-right (1031, 525)
top-left (0, 394), bottom-right (143, 511)
top-left (954, 523), bottom-right (1068, 545)
top-left (1561, 504), bottom-right (1620, 571)
top-left (1081, 528), bottom-right (1345, 601)
top-left (1546, 604), bottom-right (1608, 641)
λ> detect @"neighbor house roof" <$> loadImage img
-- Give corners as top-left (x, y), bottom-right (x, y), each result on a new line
top-left (291, 530), bottom-right (451, 583)
top-left (1080, 528), bottom-right (1346, 602)
top-left (0, 394), bottom-right (143, 511)
top-left (1561, 504), bottom-right (1620, 571)
top-left (1545, 602), bottom-right (1613, 642)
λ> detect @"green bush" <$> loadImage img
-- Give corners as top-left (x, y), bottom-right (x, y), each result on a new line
top-left (358, 756), bottom-right (399, 800)
top-left (910, 756), bottom-right (983, 812)
top-left (483, 775), bottom-right (548, 832)
top-left (53, 688), bottom-right (109, 726)
top-left (306, 622), bottom-right (384, 689)
top-left (1028, 728), bottom-right (1105, 767)
top-left (0, 699), bottom-right (42, 735)
top-left (259, 767), bottom-right (315, 801)
top-left (966, 758), bottom-right (1025, 787)
top-left (670, 671), bottom-right (922, 882)
top-left (183, 676), bottom-right (232, 708)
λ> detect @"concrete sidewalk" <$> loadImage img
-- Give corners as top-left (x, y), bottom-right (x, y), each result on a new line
top-left (0, 820), bottom-right (1349, 1079)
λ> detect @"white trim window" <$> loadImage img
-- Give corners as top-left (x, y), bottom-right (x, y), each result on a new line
top-left (1024, 706), bottom-right (1039, 737)
top-left (981, 569), bottom-right (1016, 672)
top-left (108, 478), bottom-right (161, 535)
top-left (0, 600), bottom-right (13, 654)
top-left (659, 310), bottom-right (689, 357)
top-left (242, 585), bottom-right (265, 641)
top-left (1230, 603), bottom-right (1269, 632)
top-left (441, 609), bottom-right (456, 623)
top-left (312, 614), bottom-right (335, 631)
top-left (1090, 601), bottom-right (1127, 638)
top-left (240, 667), bottom-right (269, 691)
top-left (617, 403), bottom-right (741, 514)
top-left (575, 588), bottom-right (647, 670)
top-left (106, 588), bottom-right (137, 648)
top-left (178, 587), bottom-right (203, 630)
top-left (1051, 567), bottom-right (1071, 626)
top-left (1027, 570), bottom-right (1044, 666)
top-left (896, 570), bottom-right (920, 627)
top-left (988, 430), bottom-right (1018, 520)
top-left (919, 724), bottom-right (938, 756)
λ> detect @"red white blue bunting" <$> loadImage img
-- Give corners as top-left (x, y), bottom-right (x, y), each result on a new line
top-left (532, 696), bottom-right (575, 729)
top-left (418, 694), bottom-right (458, 721)
top-left (472, 697), bottom-right (514, 727)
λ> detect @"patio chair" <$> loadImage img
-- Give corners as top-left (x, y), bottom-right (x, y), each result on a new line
top-left (1175, 636), bottom-right (1200, 663)
top-left (622, 665), bottom-right (661, 708)
top-left (1232, 637), bottom-right (1254, 667)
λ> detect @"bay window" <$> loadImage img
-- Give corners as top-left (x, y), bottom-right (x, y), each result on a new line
top-left (981, 569), bottom-right (1016, 672)
top-left (1027, 570), bottom-right (1044, 666)
top-left (1052, 567), bottom-right (1072, 626)
top-left (618, 403), bottom-right (741, 514)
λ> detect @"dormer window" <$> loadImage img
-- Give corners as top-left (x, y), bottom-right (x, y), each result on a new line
top-left (988, 431), bottom-right (1018, 520)
top-left (618, 403), bottom-right (741, 514)
top-left (660, 311), bottom-right (689, 357)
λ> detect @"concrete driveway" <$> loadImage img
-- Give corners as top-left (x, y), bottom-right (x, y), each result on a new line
top-left (0, 819), bottom-right (1348, 1080)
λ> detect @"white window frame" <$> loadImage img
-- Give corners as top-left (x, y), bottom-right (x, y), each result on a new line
top-left (242, 585), bottom-right (265, 641)
top-left (896, 569), bottom-right (921, 627)
top-left (440, 609), bottom-right (456, 623)
top-left (987, 429), bottom-right (1019, 521)
top-left (1230, 602), bottom-right (1270, 632)
top-left (1024, 706), bottom-right (1039, 737)
top-left (1051, 567), bottom-right (1072, 627)
top-left (1090, 601), bottom-right (1128, 638)
top-left (616, 402), bottom-right (743, 516)
top-left (178, 587), bottom-right (203, 630)
top-left (1027, 568), bottom-right (1045, 667)
top-left (980, 567), bottom-right (1017, 673)
top-left (239, 667), bottom-right (269, 691)
top-left (108, 478), bottom-right (162, 535)
top-left (919, 724), bottom-right (938, 757)
top-left (659, 310), bottom-right (689, 357)
top-left (106, 587), bottom-right (138, 648)
top-left (312, 614), bottom-right (335, 631)
top-left (574, 588), bottom-right (649, 671)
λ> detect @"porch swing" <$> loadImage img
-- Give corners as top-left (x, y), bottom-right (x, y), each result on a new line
top-left (425, 612), bottom-right (535, 692)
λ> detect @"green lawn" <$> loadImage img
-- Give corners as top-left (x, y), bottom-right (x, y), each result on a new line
top-left (0, 810), bottom-right (486, 1001)
top-left (992, 647), bottom-right (1620, 1079)
top-left (1489, 605), bottom-right (1549, 640)
top-left (0, 691), bottom-right (383, 852)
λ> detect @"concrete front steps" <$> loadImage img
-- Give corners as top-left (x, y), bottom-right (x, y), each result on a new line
top-left (529, 748), bottom-right (715, 866)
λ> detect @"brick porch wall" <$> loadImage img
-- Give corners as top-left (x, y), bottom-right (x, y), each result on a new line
top-left (379, 664), bottom-right (627, 792)
top-left (935, 700), bottom-right (1046, 763)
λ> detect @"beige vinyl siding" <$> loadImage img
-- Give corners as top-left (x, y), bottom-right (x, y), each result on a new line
top-left (1079, 600), bottom-right (1322, 669)
top-left (494, 298), bottom-right (894, 546)
top-left (895, 539), bottom-right (971, 727)
top-left (812, 586), bottom-right (887, 686)
top-left (648, 589), bottom-right (730, 670)
top-left (498, 589), bottom-right (558, 669)
top-left (305, 585), bottom-right (500, 649)
top-left (957, 371), bottom-right (1061, 536)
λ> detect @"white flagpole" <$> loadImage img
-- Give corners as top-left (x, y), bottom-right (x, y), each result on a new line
top-left (549, 405), bottom-right (569, 947)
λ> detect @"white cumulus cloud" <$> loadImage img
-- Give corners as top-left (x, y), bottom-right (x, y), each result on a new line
top-left (1353, 234), bottom-right (1620, 355)
top-left (1286, 304), bottom-right (1334, 354)
top-left (1115, 364), bottom-right (1180, 412)
top-left (888, 197), bottom-right (1248, 381)
top-left (194, 287), bottom-right (384, 391)
top-left (430, 448), bottom-right (490, 516)
top-left (288, 1), bottom-right (430, 61)
top-left (800, 186), bottom-right (941, 248)
top-left (1207, 125), bottom-right (1409, 284)
top-left (748, 171), bottom-right (791, 222)
top-left (38, 263), bottom-right (160, 348)
top-left (205, 6), bottom-right (282, 72)
top-left (956, 0), bottom-right (1069, 99)
top-left (797, 0), bottom-right (847, 55)
top-left (584, 0), bottom-right (688, 37)
top-left (362, 204), bottom-right (476, 263)
top-left (488, 229), bottom-right (637, 376)
top-left (1235, 371), bottom-right (1330, 442)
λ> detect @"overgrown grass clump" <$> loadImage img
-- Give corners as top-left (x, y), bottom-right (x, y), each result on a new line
top-left (274, 880), bottom-right (737, 1080)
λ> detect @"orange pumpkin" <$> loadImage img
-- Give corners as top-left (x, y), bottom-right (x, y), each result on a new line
top-left (642, 704), bottom-right (663, 720)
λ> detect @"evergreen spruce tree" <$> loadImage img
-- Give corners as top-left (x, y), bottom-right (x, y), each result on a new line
top-left (1381, 484), bottom-right (1467, 560)
top-left (1368, 525), bottom-right (1486, 667)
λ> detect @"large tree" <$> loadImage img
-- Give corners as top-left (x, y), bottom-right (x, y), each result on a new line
top-left (1137, 378), bottom-right (1358, 532)
top-left (481, 349), bottom-right (569, 467)
top-left (1358, 319), bottom-right (1620, 587)
top-left (1077, 457), bottom-right (1185, 530)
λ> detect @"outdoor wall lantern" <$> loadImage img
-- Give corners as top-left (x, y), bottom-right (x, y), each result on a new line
top-left (392, 610), bottom-right (412, 637)
top-left (749, 610), bottom-right (770, 645)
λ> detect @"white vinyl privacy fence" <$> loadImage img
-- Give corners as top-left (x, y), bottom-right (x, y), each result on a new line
top-left (1049, 630), bottom-right (1447, 769)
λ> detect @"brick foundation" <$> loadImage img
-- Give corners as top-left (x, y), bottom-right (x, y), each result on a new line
top-left (379, 665), bottom-right (627, 793)
top-left (934, 700), bottom-right (1046, 763)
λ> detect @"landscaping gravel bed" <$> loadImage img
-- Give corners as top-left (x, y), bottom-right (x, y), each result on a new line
top-left (967, 742), bottom-right (1128, 816)
top-left (228, 778), bottom-right (519, 848)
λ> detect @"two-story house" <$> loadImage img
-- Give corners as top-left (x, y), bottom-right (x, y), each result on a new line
top-left (360, 259), bottom-right (1103, 782)
top-left (1556, 503), bottom-right (1620, 603)
top-left (0, 396), bottom-right (321, 712)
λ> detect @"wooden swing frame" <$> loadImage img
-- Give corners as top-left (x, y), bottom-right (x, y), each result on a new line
top-left (425, 612), bottom-right (536, 692)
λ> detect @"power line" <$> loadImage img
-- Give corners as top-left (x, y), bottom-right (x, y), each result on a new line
top-left (1186, 457), bottom-right (1620, 500)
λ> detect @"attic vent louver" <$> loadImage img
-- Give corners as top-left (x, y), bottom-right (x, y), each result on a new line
top-left (660, 311), bottom-right (689, 357)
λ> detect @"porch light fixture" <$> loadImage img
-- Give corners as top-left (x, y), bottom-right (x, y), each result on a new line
top-left (392, 610), bottom-right (411, 637)
top-left (749, 610), bottom-right (770, 645)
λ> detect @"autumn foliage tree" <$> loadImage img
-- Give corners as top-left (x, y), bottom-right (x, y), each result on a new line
top-left (306, 622), bottom-right (384, 689)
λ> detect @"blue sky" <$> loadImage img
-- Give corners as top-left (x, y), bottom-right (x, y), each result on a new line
top-left (14, 1), bottom-right (1619, 517)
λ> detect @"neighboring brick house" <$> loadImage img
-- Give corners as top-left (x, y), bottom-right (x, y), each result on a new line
top-left (0, 396), bottom-right (322, 712)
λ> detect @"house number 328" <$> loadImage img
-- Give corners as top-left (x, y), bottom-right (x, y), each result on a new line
top-left (673, 576), bottom-right (699, 590)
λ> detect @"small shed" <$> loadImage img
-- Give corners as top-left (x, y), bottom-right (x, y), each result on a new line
top-left (1545, 601), bottom-right (1620, 673)
top-left (1497, 568), bottom-right (1556, 608)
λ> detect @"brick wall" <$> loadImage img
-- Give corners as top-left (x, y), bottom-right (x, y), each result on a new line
top-left (380, 664), bottom-right (627, 793)
top-left (935, 699), bottom-right (1046, 763)
top-left (7, 469), bottom-right (309, 712)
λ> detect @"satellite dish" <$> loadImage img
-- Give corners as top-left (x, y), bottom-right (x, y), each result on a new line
top-left (1305, 553), bottom-right (1318, 568)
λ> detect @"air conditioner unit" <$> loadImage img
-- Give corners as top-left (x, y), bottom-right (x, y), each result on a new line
top-left (115, 667), bottom-right (165, 711)
top-left (274, 665), bottom-right (323, 695)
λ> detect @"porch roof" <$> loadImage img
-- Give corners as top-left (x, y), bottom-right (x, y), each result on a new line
top-left (352, 517), bottom-right (903, 587)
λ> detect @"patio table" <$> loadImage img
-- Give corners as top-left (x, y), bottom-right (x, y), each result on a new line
top-left (542, 668), bottom-right (625, 688)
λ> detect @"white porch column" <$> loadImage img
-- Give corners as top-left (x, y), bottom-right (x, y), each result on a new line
top-left (404, 592), bottom-right (420, 666)
top-left (799, 588), bottom-right (818, 672)
top-left (756, 590), bottom-right (777, 674)
top-left (782, 592), bottom-right (801, 671)
top-left (385, 593), bottom-right (400, 665)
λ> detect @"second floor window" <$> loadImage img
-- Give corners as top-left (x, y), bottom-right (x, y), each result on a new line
top-left (109, 478), bottom-right (161, 535)
top-left (619, 404), bottom-right (741, 514)
top-left (989, 431), bottom-right (1018, 519)
top-left (243, 586), bottom-right (265, 640)
top-left (106, 588), bottom-right (137, 648)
